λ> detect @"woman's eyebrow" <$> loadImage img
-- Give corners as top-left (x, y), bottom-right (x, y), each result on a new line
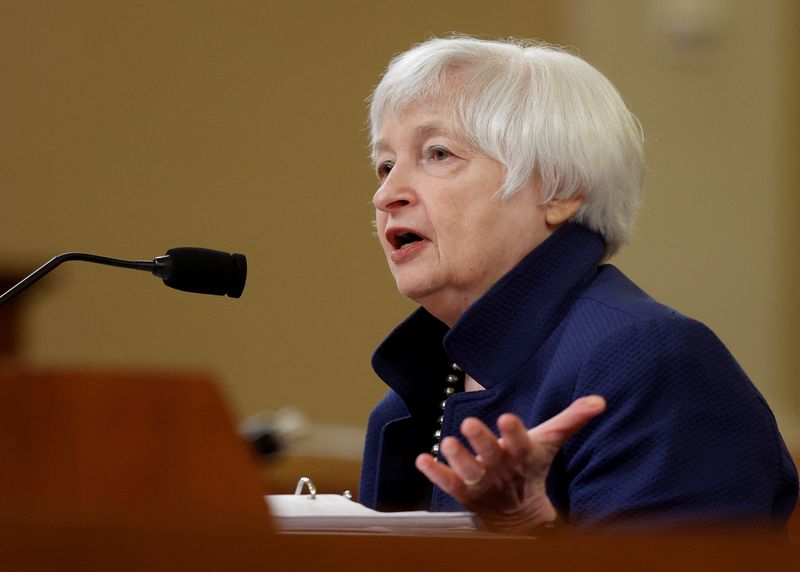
top-left (372, 121), bottom-right (456, 158)
top-left (416, 122), bottom-right (453, 139)
top-left (372, 139), bottom-right (390, 155)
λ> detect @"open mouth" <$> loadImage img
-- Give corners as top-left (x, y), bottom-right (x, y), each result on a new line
top-left (388, 229), bottom-right (425, 250)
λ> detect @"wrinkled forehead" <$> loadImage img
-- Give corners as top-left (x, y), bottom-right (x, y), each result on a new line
top-left (369, 66), bottom-right (469, 145)
top-left (372, 108), bottom-right (461, 156)
top-left (369, 95), bottom-right (465, 160)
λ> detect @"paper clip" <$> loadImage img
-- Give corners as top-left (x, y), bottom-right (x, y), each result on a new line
top-left (294, 476), bottom-right (317, 500)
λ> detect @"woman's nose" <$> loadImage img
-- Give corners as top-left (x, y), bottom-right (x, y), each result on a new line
top-left (372, 167), bottom-right (415, 213)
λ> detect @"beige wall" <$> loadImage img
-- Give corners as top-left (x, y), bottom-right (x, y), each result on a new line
top-left (2, 1), bottom-right (797, 446)
top-left (554, 0), bottom-right (799, 445)
top-left (0, 0), bottom-right (556, 428)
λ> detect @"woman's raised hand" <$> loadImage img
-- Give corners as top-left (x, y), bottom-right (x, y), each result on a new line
top-left (415, 395), bottom-right (606, 534)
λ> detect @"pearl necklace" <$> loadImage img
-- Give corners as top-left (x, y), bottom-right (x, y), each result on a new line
top-left (431, 362), bottom-right (465, 456)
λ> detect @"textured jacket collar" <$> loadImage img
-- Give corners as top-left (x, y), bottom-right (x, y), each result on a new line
top-left (371, 223), bottom-right (606, 414)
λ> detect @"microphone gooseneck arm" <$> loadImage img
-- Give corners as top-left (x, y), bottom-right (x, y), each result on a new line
top-left (1, 247), bottom-right (246, 305)
top-left (0, 253), bottom-right (156, 306)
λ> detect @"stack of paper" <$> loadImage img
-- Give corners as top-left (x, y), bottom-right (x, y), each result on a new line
top-left (266, 494), bottom-right (479, 534)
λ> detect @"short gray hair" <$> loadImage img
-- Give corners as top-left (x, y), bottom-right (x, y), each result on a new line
top-left (369, 36), bottom-right (645, 258)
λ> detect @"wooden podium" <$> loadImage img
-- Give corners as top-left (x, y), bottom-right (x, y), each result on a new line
top-left (0, 364), bottom-right (796, 571)
top-left (0, 364), bottom-right (278, 568)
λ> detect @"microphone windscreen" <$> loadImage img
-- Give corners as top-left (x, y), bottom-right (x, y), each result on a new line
top-left (162, 247), bottom-right (247, 298)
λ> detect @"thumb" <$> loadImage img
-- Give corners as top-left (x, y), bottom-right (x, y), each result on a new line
top-left (528, 395), bottom-right (606, 452)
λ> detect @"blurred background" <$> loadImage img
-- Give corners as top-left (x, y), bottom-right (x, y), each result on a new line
top-left (2, 0), bottom-right (798, 487)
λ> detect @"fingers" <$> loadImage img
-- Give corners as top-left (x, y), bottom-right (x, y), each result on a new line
top-left (415, 451), bottom-right (464, 493)
top-left (528, 395), bottom-right (606, 452)
top-left (461, 417), bottom-right (503, 466)
top-left (441, 434), bottom-right (487, 485)
top-left (416, 429), bottom-right (491, 499)
top-left (497, 413), bottom-right (534, 463)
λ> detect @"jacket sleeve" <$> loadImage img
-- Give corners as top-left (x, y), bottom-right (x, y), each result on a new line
top-left (556, 315), bottom-right (798, 529)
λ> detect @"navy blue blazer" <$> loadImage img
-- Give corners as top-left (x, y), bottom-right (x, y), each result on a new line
top-left (360, 224), bottom-right (798, 529)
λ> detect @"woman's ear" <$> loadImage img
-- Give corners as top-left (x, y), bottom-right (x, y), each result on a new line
top-left (545, 195), bottom-right (584, 227)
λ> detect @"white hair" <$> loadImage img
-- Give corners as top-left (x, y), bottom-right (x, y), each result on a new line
top-left (368, 36), bottom-right (645, 258)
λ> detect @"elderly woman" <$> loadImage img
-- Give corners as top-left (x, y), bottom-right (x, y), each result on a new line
top-left (358, 36), bottom-right (798, 534)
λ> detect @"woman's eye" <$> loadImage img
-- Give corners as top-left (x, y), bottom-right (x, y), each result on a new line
top-left (427, 146), bottom-right (452, 162)
top-left (376, 161), bottom-right (393, 179)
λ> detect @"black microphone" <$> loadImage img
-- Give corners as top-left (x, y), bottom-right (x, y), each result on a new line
top-left (0, 247), bottom-right (247, 306)
top-left (154, 247), bottom-right (247, 298)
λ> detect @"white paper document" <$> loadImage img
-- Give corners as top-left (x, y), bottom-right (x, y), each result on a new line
top-left (266, 494), bottom-right (479, 534)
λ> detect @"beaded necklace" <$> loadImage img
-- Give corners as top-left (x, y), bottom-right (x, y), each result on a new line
top-left (431, 362), bottom-right (465, 456)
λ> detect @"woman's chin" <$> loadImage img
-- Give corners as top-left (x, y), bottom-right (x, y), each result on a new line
top-left (395, 283), bottom-right (434, 303)
top-left (393, 275), bottom-right (438, 303)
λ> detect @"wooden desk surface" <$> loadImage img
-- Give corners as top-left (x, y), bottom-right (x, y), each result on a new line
top-left (1, 365), bottom-right (795, 570)
top-left (1, 524), bottom-right (798, 571)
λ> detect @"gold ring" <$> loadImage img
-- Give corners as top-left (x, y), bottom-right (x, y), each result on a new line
top-left (462, 469), bottom-right (486, 487)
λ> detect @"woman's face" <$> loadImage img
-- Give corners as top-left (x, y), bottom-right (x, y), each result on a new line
top-left (372, 104), bottom-right (553, 326)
